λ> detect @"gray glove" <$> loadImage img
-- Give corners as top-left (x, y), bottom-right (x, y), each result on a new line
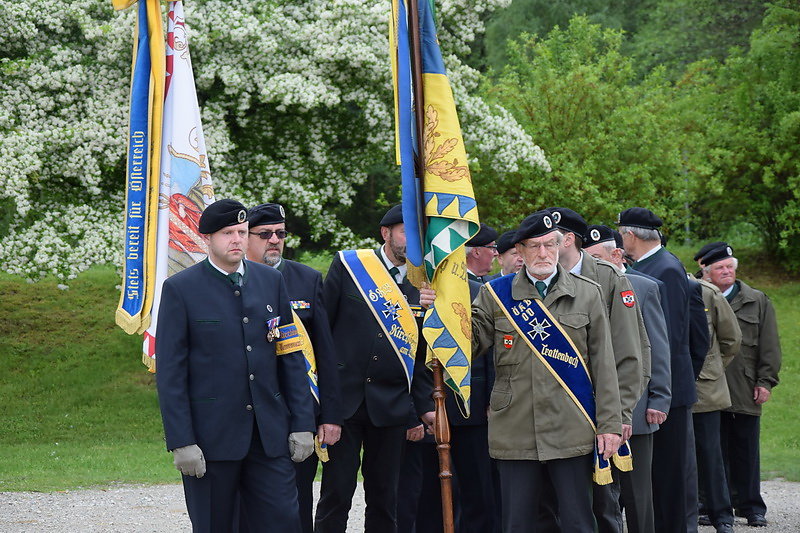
top-left (288, 432), bottom-right (315, 463)
top-left (172, 444), bottom-right (206, 478)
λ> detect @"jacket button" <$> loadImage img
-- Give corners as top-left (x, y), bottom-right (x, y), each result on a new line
top-left (246, 345), bottom-right (252, 352)
top-left (378, 332), bottom-right (383, 338)
top-left (246, 404), bottom-right (253, 411)
top-left (243, 317), bottom-right (249, 324)
top-left (234, 290), bottom-right (241, 297)
top-left (249, 374), bottom-right (254, 381)
top-left (366, 377), bottom-right (372, 383)
top-left (373, 355), bottom-right (378, 361)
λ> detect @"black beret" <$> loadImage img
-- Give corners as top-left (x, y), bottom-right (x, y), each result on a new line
top-left (199, 199), bottom-right (248, 234)
top-left (249, 203), bottom-right (285, 227)
top-left (496, 230), bottom-right (517, 255)
top-left (380, 204), bottom-right (403, 227)
top-left (612, 229), bottom-right (624, 249)
top-left (617, 207), bottom-right (663, 230)
top-left (513, 210), bottom-right (557, 244)
top-left (700, 244), bottom-right (734, 266)
top-left (694, 241), bottom-right (726, 262)
top-left (467, 223), bottom-right (499, 247)
top-left (583, 224), bottom-right (615, 248)
top-left (547, 207), bottom-right (587, 240)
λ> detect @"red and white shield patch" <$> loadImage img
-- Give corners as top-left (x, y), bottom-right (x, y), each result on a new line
top-left (621, 290), bottom-right (636, 308)
top-left (503, 335), bottom-right (513, 349)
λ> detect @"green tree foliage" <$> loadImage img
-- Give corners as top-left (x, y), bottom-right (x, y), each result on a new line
top-left (479, 16), bottom-right (687, 230)
top-left (677, 1), bottom-right (800, 269)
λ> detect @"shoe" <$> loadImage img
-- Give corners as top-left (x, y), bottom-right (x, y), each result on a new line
top-left (699, 515), bottom-right (712, 526)
top-left (747, 514), bottom-right (768, 527)
top-left (715, 524), bottom-right (734, 533)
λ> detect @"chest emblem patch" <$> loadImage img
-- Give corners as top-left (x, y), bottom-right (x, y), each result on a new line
top-left (503, 335), bottom-right (513, 349)
top-left (620, 290), bottom-right (636, 308)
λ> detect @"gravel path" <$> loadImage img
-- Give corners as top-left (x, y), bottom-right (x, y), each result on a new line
top-left (1, 480), bottom-right (797, 532)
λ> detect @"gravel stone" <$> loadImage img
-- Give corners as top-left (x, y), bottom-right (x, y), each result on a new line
top-left (1, 480), bottom-right (797, 532)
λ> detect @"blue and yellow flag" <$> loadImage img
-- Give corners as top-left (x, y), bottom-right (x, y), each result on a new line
top-left (390, 0), bottom-right (480, 415)
top-left (114, 0), bottom-right (165, 336)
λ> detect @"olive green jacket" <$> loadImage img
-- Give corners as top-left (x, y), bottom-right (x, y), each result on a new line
top-left (693, 279), bottom-right (741, 413)
top-left (725, 281), bottom-right (782, 416)
top-left (578, 253), bottom-right (646, 425)
top-left (472, 265), bottom-right (622, 461)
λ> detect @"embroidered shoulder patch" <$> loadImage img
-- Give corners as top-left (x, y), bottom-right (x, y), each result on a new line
top-left (620, 290), bottom-right (636, 308)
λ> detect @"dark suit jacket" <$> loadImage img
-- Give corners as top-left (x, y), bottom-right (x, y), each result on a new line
top-left (631, 247), bottom-right (705, 408)
top-left (323, 251), bottom-right (434, 427)
top-left (446, 277), bottom-right (494, 426)
top-left (625, 271), bottom-right (672, 435)
top-left (687, 277), bottom-right (710, 379)
top-left (156, 259), bottom-right (315, 461)
top-left (277, 259), bottom-right (342, 426)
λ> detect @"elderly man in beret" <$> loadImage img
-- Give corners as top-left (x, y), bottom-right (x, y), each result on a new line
top-left (617, 207), bottom-right (708, 533)
top-left (465, 222), bottom-right (500, 283)
top-left (247, 202), bottom-right (343, 533)
top-left (700, 244), bottom-right (781, 528)
top-left (427, 210), bottom-right (622, 532)
top-left (585, 225), bottom-right (672, 533)
top-left (156, 199), bottom-right (316, 533)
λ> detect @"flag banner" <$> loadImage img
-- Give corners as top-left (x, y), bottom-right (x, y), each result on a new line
top-left (142, 0), bottom-right (215, 371)
top-left (115, 0), bottom-right (165, 336)
top-left (391, 0), bottom-right (479, 414)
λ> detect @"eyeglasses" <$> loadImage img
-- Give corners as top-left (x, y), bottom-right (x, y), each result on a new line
top-left (519, 240), bottom-right (559, 251)
top-left (249, 230), bottom-right (289, 240)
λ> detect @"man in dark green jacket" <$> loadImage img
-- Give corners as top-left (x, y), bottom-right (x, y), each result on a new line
top-left (700, 244), bottom-right (781, 528)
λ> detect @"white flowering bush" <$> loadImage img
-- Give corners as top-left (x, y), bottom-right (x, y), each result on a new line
top-left (0, 0), bottom-right (547, 281)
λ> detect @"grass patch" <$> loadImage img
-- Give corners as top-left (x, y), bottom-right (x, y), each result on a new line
top-left (0, 249), bottom-right (797, 490)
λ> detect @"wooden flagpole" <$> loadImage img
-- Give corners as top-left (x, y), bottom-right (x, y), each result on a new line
top-left (407, 0), bottom-right (455, 531)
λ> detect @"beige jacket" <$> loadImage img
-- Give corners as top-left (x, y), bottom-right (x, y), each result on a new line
top-left (472, 265), bottom-right (622, 461)
top-left (693, 279), bottom-right (741, 413)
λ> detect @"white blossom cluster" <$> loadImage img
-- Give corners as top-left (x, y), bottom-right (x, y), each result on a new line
top-left (0, 0), bottom-right (547, 281)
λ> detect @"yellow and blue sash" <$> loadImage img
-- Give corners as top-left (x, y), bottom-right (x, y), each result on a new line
top-left (290, 310), bottom-right (320, 404)
top-left (486, 275), bottom-right (631, 485)
top-left (339, 250), bottom-right (418, 391)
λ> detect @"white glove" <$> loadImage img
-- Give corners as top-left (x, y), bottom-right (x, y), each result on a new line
top-left (288, 432), bottom-right (315, 463)
top-left (172, 444), bottom-right (206, 478)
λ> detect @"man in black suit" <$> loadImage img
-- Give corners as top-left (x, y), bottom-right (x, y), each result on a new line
top-left (315, 205), bottom-right (434, 533)
top-left (618, 207), bottom-right (708, 533)
top-left (156, 199), bottom-right (316, 533)
top-left (247, 202), bottom-right (343, 533)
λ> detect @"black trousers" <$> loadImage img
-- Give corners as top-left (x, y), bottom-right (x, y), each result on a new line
top-left (397, 439), bottom-right (444, 533)
top-left (496, 455), bottom-right (594, 533)
top-left (315, 403), bottom-right (407, 533)
top-left (720, 412), bottom-right (766, 518)
top-left (295, 450), bottom-right (319, 533)
top-left (593, 475), bottom-right (623, 533)
top-left (184, 429), bottom-right (301, 533)
top-left (652, 405), bottom-right (693, 533)
top-left (619, 433), bottom-right (655, 533)
top-left (450, 424), bottom-right (499, 533)
top-left (694, 411), bottom-right (733, 526)
top-left (685, 411), bottom-right (699, 533)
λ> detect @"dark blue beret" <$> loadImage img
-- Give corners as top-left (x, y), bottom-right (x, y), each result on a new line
top-left (694, 241), bottom-right (726, 262)
top-left (617, 207), bottom-right (663, 230)
top-left (583, 224), bottom-right (616, 247)
top-left (249, 203), bottom-right (285, 227)
top-left (513, 210), bottom-right (557, 244)
top-left (467, 223), bottom-right (499, 247)
top-left (496, 230), bottom-right (517, 254)
top-left (198, 199), bottom-right (248, 234)
top-left (700, 244), bottom-right (734, 266)
top-left (548, 207), bottom-right (588, 240)
top-left (380, 204), bottom-right (403, 227)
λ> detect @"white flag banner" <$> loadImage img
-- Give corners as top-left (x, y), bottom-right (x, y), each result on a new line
top-left (143, 0), bottom-right (215, 371)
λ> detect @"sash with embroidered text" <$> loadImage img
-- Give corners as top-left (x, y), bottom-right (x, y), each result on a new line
top-left (339, 250), bottom-right (419, 391)
top-left (485, 275), bottom-right (632, 485)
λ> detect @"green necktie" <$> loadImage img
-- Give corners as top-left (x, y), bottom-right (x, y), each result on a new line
top-left (389, 266), bottom-right (400, 282)
top-left (535, 280), bottom-right (547, 298)
top-left (227, 272), bottom-right (242, 286)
